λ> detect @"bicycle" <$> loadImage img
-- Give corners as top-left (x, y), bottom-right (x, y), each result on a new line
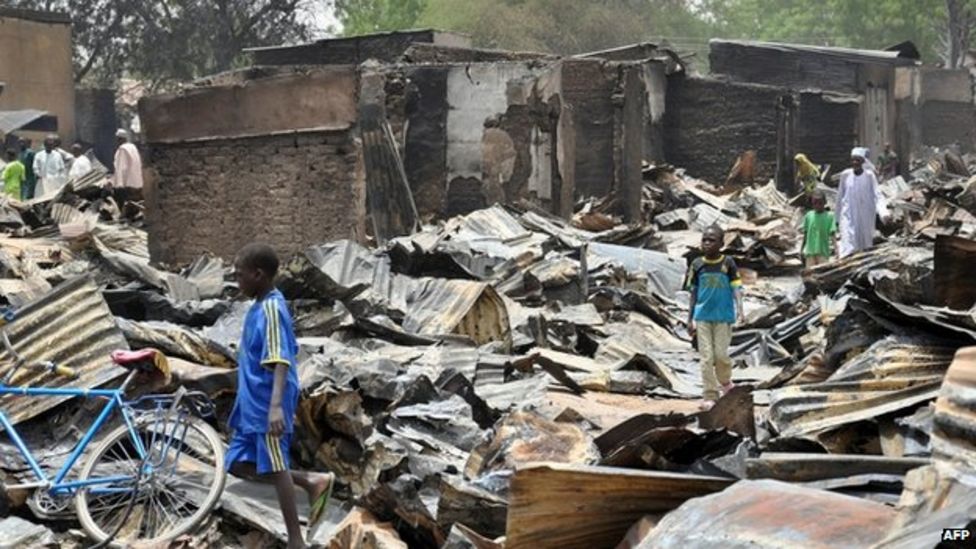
top-left (0, 332), bottom-right (227, 546)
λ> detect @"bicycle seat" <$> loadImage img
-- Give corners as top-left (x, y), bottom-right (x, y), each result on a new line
top-left (112, 349), bottom-right (158, 367)
top-left (111, 349), bottom-right (172, 383)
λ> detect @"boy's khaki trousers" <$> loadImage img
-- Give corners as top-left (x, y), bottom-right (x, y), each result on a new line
top-left (696, 321), bottom-right (733, 401)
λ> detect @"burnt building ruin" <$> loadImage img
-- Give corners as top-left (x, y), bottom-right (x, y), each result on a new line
top-left (140, 31), bottom-right (976, 264)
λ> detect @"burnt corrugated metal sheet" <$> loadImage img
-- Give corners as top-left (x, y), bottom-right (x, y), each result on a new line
top-left (0, 276), bottom-right (127, 425)
top-left (710, 39), bottom-right (919, 64)
top-left (587, 242), bottom-right (686, 295)
top-left (637, 479), bottom-right (896, 548)
top-left (870, 348), bottom-right (976, 549)
top-left (746, 453), bottom-right (929, 482)
top-left (804, 244), bottom-right (925, 293)
top-left (0, 109), bottom-right (57, 134)
top-left (769, 337), bottom-right (956, 437)
top-left (932, 346), bottom-right (976, 468)
top-left (403, 278), bottom-right (510, 346)
top-left (67, 164), bottom-right (109, 193)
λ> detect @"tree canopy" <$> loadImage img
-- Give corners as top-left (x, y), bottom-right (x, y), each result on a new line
top-left (6, 0), bottom-right (973, 89)
top-left (335, 0), bottom-right (970, 67)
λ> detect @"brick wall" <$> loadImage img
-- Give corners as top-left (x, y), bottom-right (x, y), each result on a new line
top-left (664, 76), bottom-right (783, 185)
top-left (146, 131), bottom-right (365, 265)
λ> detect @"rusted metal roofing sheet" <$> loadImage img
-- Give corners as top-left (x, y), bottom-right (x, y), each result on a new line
top-left (769, 337), bottom-right (956, 437)
top-left (932, 346), bottom-right (976, 468)
top-left (863, 352), bottom-right (976, 548)
top-left (0, 276), bottom-right (127, 425)
top-left (506, 463), bottom-right (732, 549)
top-left (637, 479), bottom-right (896, 548)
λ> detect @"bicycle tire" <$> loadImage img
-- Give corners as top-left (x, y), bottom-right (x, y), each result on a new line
top-left (74, 415), bottom-right (226, 546)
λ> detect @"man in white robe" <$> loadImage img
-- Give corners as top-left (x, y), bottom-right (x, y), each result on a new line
top-left (32, 135), bottom-right (67, 198)
top-left (836, 147), bottom-right (888, 258)
top-left (68, 143), bottom-right (92, 182)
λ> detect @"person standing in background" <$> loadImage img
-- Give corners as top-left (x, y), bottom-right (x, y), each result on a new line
top-left (2, 149), bottom-right (25, 199)
top-left (112, 129), bottom-right (143, 208)
top-left (33, 135), bottom-right (67, 198)
top-left (877, 143), bottom-right (899, 182)
top-left (18, 138), bottom-right (35, 200)
top-left (801, 191), bottom-right (836, 267)
top-left (836, 148), bottom-right (888, 258)
top-left (68, 143), bottom-right (93, 182)
top-left (793, 153), bottom-right (821, 207)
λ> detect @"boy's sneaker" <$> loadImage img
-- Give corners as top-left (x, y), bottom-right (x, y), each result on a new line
top-left (721, 382), bottom-right (735, 395)
top-left (699, 399), bottom-right (716, 412)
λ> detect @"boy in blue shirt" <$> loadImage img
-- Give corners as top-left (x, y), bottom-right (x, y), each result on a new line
top-left (685, 225), bottom-right (744, 411)
top-left (226, 243), bottom-right (334, 548)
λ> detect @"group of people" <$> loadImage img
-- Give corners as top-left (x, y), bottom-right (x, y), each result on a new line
top-left (0, 129), bottom-right (143, 203)
top-left (687, 143), bottom-right (899, 411)
top-left (796, 144), bottom-right (897, 266)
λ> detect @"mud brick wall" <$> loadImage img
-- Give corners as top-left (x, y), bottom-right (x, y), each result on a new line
top-left (146, 131), bottom-right (365, 265)
top-left (664, 76), bottom-right (782, 186)
top-left (561, 59), bottom-right (616, 198)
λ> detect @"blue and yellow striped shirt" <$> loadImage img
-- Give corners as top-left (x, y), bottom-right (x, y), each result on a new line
top-left (228, 289), bottom-right (300, 434)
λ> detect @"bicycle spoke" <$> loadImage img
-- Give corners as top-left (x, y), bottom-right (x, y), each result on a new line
top-left (147, 489), bottom-right (170, 539)
top-left (88, 492), bottom-right (128, 516)
top-left (152, 488), bottom-right (182, 531)
top-left (158, 482), bottom-right (195, 517)
top-left (77, 415), bottom-right (224, 545)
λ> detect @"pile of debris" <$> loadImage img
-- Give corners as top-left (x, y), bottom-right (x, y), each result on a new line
top-left (0, 152), bottom-right (974, 548)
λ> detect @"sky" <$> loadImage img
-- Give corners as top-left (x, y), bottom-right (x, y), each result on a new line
top-left (302, 2), bottom-right (340, 39)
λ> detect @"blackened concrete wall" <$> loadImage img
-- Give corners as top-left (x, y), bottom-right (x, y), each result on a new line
top-left (400, 61), bottom-right (570, 218)
top-left (796, 92), bottom-right (860, 175)
top-left (249, 30), bottom-right (470, 66)
top-left (74, 88), bottom-right (118, 168)
top-left (918, 68), bottom-right (975, 151)
top-left (561, 59), bottom-right (615, 198)
top-left (664, 76), bottom-right (783, 185)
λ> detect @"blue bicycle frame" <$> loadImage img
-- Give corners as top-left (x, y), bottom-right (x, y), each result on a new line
top-left (0, 368), bottom-right (147, 496)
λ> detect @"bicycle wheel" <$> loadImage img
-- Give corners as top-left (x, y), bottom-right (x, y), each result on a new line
top-left (75, 414), bottom-right (226, 546)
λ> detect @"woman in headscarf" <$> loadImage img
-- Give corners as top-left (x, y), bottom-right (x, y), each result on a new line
top-left (836, 147), bottom-right (888, 257)
top-left (794, 153), bottom-right (820, 204)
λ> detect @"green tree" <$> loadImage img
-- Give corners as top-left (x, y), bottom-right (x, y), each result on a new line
top-left (332, 0), bottom-right (426, 36)
top-left (702, 0), bottom-right (948, 63)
